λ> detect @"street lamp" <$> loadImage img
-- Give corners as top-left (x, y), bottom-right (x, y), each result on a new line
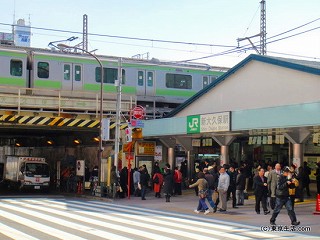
top-left (57, 44), bottom-right (104, 185)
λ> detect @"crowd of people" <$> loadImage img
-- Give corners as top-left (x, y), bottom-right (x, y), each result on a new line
top-left (186, 159), bottom-right (320, 226)
top-left (110, 162), bottom-right (183, 202)
top-left (63, 158), bottom-right (320, 226)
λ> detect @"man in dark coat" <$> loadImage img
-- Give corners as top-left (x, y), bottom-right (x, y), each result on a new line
top-left (270, 168), bottom-right (300, 226)
top-left (139, 167), bottom-right (150, 200)
top-left (236, 167), bottom-right (246, 205)
top-left (227, 165), bottom-right (238, 208)
top-left (163, 163), bottom-right (174, 202)
top-left (253, 168), bottom-right (270, 215)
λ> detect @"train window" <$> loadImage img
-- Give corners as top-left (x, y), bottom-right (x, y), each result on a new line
top-left (203, 76), bottom-right (209, 88)
top-left (147, 72), bottom-right (153, 87)
top-left (165, 73), bottom-right (192, 89)
top-left (210, 76), bottom-right (218, 82)
top-left (37, 62), bottom-right (49, 79)
top-left (95, 67), bottom-right (126, 84)
top-left (121, 69), bottom-right (126, 84)
top-left (74, 65), bottom-right (81, 81)
top-left (64, 64), bottom-right (70, 80)
top-left (138, 71), bottom-right (144, 86)
top-left (10, 60), bottom-right (23, 76)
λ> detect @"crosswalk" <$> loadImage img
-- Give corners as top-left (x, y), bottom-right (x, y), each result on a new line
top-left (0, 197), bottom-right (314, 240)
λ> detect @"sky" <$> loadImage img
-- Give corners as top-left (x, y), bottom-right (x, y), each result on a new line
top-left (0, 0), bottom-right (319, 68)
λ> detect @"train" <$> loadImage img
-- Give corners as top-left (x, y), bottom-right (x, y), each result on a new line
top-left (0, 45), bottom-right (228, 118)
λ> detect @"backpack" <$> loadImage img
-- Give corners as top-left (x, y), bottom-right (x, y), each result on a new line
top-left (153, 175), bottom-right (159, 184)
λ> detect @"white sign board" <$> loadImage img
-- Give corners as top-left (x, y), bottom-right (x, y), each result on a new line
top-left (200, 112), bottom-right (230, 133)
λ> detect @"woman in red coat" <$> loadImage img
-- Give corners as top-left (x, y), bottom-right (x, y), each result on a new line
top-left (153, 168), bottom-right (164, 198)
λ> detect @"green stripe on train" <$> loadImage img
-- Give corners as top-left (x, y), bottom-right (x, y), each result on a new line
top-left (84, 84), bottom-right (136, 94)
top-left (34, 80), bottom-right (62, 88)
top-left (34, 55), bottom-right (222, 75)
top-left (156, 89), bottom-right (196, 97)
top-left (0, 77), bottom-right (26, 86)
top-left (0, 51), bottom-right (27, 58)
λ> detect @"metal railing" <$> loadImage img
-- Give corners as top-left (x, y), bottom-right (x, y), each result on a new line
top-left (0, 86), bottom-right (136, 117)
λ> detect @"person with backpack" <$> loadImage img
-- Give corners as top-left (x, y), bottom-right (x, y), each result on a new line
top-left (153, 168), bottom-right (163, 198)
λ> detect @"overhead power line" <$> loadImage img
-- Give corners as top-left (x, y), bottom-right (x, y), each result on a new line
top-left (0, 22), bottom-right (237, 48)
top-left (182, 18), bottom-right (320, 62)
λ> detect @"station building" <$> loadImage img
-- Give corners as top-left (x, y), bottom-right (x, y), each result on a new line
top-left (140, 54), bottom-right (320, 179)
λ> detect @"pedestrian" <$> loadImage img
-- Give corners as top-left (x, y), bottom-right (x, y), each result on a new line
top-left (288, 167), bottom-right (299, 210)
top-left (203, 168), bottom-right (216, 212)
top-left (189, 172), bottom-right (210, 215)
top-left (191, 166), bottom-right (200, 196)
top-left (267, 163), bottom-right (282, 210)
top-left (180, 160), bottom-right (188, 190)
top-left (253, 168), bottom-right (270, 215)
top-left (152, 162), bottom-right (161, 176)
top-left (296, 166), bottom-right (305, 202)
top-left (119, 167), bottom-right (128, 198)
top-left (302, 161), bottom-right (311, 197)
top-left (173, 167), bottom-right (182, 195)
top-left (217, 166), bottom-right (230, 212)
top-left (315, 162), bottom-right (320, 194)
top-left (153, 168), bottom-right (163, 198)
top-left (163, 163), bottom-right (174, 202)
top-left (227, 165), bottom-right (238, 208)
top-left (210, 165), bottom-right (220, 211)
top-left (270, 168), bottom-right (300, 226)
top-left (236, 167), bottom-right (246, 206)
top-left (140, 167), bottom-right (150, 200)
top-left (133, 167), bottom-right (141, 197)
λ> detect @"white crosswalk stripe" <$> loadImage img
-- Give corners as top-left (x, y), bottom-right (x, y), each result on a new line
top-left (0, 197), bottom-right (314, 240)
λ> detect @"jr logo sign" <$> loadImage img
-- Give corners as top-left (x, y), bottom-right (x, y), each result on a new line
top-left (187, 115), bottom-right (200, 134)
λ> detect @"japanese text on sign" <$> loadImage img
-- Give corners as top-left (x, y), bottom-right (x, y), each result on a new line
top-left (200, 112), bottom-right (230, 132)
top-left (187, 112), bottom-right (230, 134)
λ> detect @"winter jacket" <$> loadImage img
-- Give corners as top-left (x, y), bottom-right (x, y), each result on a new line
top-left (236, 173), bottom-right (246, 190)
top-left (189, 178), bottom-right (208, 191)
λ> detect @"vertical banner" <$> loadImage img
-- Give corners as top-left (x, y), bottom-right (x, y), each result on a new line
top-left (76, 160), bottom-right (85, 176)
top-left (154, 145), bottom-right (163, 161)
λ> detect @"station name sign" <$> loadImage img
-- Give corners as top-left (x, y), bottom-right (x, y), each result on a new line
top-left (187, 112), bottom-right (230, 134)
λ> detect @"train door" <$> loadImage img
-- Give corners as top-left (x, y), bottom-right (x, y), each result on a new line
top-left (136, 70), bottom-right (155, 97)
top-left (62, 63), bottom-right (83, 91)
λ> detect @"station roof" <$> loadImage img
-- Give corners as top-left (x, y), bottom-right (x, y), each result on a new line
top-left (166, 54), bottom-right (320, 118)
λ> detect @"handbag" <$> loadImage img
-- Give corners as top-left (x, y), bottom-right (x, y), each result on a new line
top-left (199, 189), bottom-right (207, 199)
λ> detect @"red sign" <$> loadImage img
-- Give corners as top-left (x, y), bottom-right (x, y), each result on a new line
top-left (131, 106), bottom-right (145, 120)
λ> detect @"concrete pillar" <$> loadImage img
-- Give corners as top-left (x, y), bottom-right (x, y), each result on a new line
top-left (284, 128), bottom-right (311, 168)
top-left (168, 147), bottom-right (174, 168)
top-left (220, 145), bottom-right (229, 166)
top-left (293, 144), bottom-right (303, 168)
top-left (187, 150), bottom-right (193, 179)
top-left (212, 135), bottom-right (236, 166)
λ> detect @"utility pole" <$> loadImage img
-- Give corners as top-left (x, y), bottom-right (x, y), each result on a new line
top-left (237, 0), bottom-right (267, 55)
top-left (83, 14), bottom-right (88, 52)
top-left (260, 0), bottom-right (266, 55)
top-left (114, 58), bottom-right (122, 171)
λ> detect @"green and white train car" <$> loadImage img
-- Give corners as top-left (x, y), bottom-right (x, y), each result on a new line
top-left (0, 46), bottom-right (228, 117)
